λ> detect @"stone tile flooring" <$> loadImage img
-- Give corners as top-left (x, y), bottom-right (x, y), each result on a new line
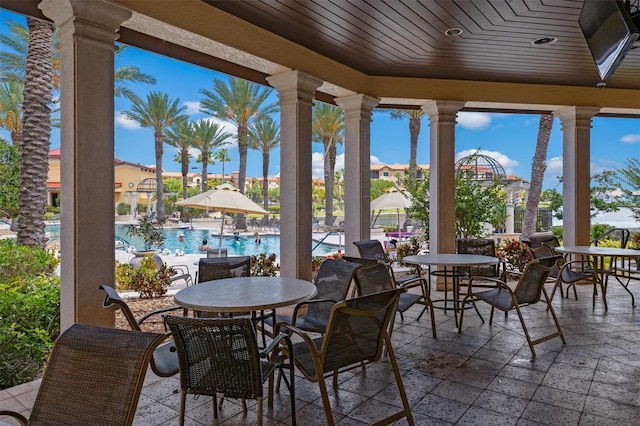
top-left (2, 280), bottom-right (640, 425)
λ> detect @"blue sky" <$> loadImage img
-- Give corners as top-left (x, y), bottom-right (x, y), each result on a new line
top-left (2, 11), bottom-right (639, 193)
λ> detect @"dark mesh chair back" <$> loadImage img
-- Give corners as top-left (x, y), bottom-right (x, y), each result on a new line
top-left (353, 239), bottom-right (388, 262)
top-left (289, 259), bottom-right (360, 333)
top-left (4, 324), bottom-right (164, 426)
top-left (457, 238), bottom-right (501, 278)
top-left (346, 258), bottom-right (395, 295)
top-left (197, 256), bottom-right (251, 283)
top-left (514, 256), bottom-right (558, 304)
top-left (166, 316), bottom-right (296, 425)
top-left (277, 287), bottom-right (414, 425)
top-left (524, 232), bottom-right (560, 248)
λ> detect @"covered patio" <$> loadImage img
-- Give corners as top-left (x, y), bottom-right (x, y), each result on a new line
top-left (2, 0), bottom-right (639, 330)
top-left (3, 282), bottom-right (640, 425)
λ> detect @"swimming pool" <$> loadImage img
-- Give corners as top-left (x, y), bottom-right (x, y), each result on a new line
top-left (45, 225), bottom-right (338, 257)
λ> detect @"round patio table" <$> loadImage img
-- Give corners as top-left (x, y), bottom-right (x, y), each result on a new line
top-left (404, 254), bottom-right (499, 328)
top-left (555, 246), bottom-right (640, 309)
top-left (174, 276), bottom-right (317, 313)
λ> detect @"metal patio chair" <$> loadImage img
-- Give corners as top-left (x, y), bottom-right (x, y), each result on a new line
top-left (0, 324), bottom-right (164, 426)
top-left (99, 284), bottom-right (180, 377)
top-left (458, 256), bottom-right (566, 359)
top-left (166, 316), bottom-right (296, 426)
top-left (275, 288), bottom-right (414, 425)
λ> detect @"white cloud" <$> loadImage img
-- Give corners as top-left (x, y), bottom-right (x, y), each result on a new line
top-left (183, 101), bottom-right (201, 115)
top-left (621, 134), bottom-right (640, 143)
top-left (546, 156), bottom-right (563, 175)
top-left (115, 111), bottom-right (141, 130)
top-left (311, 152), bottom-right (345, 179)
top-left (312, 152), bottom-right (324, 179)
top-left (456, 112), bottom-right (492, 130)
top-left (371, 155), bottom-right (382, 164)
top-left (455, 149), bottom-right (519, 176)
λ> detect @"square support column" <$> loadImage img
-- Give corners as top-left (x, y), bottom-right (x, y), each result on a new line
top-left (423, 100), bottom-right (465, 254)
top-left (335, 94), bottom-right (379, 256)
top-left (554, 106), bottom-right (600, 246)
top-left (40, 0), bottom-right (132, 329)
top-left (267, 71), bottom-right (322, 280)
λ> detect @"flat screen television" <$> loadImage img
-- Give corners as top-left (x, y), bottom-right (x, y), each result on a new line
top-left (579, 0), bottom-right (639, 80)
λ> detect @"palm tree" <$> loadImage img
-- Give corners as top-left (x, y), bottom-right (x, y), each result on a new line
top-left (191, 119), bottom-right (232, 192)
top-left (248, 116), bottom-right (280, 212)
top-left (125, 92), bottom-right (187, 223)
top-left (312, 101), bottom-right (344, 224)
top-left (521, 114), bottom-right (554, 237)
top-left (390, 109), bottom-right (425, 178)
top-left (200, 77), bottom-right (277, 228)
top-left (164, 118), bottom-right (194, 199)
top-left (0, 81), bottom-right (24, 151)
top-left (114, 64), bottom-right (157, 104)
top-left (213, 148), bottom-right (231, 183)
top-left (16, 17), bottom-right (55, 246)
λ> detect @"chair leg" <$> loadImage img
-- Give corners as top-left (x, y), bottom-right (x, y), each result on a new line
top-left (489, 306), bottom-right (495, 325)
top-left (257, 397), bottom-right (263, 426)
top-left (457, 295), bottom-right (470, 333)
top-left (513, 305), bottom-right (536, 360)
top-left (543, 288), bottom-right (566, 344)
top-left (317, 373), bottom-right (336, 426)
top-left (385, 334), bottom-right (415, 426)
top-left (179, 392), bottom-right (187, 426)
top-left (213, 394), bottom-right (218, 418)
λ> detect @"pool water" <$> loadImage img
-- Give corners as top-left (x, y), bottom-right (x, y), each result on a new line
top-left (46, 225), bottom-right (337, 257)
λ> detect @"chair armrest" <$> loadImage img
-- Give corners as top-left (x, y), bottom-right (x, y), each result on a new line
top-left (275, 322), bottom-right (322, 359)
top-left (260, 331), bottom-right (293, 359)
top-left (138, 305), bottom-right (184, 324)
top-left (291, 298), bottom-right (337, 321)
top-left (172, 264), bottom-right (190, 275)
top-left (0, 411), bottom-right (28, 425)
top-left (466, 276), bottom-right (505, 294)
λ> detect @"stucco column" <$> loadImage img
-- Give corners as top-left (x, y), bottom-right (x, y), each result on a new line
top-left (266, 71), bottom-right (322, 280)
top-left (422, 100), bottom-right (465, 254)
top-left (553, 106), bottom-right (600, 246)
top-left (40, 0), bottom-right (132, 329)
top-left (335, 94), bottom-right (379, 256)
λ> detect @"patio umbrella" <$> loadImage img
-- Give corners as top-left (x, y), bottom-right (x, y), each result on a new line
top-left (175, 183), bottom-right (268, 255)
top-left (370, 187), bottom-right (413, 237)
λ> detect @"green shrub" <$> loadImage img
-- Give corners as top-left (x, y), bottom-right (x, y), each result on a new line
top-left (591, 223), bottom-right (614, 241)
top-left (0, 275), bottom-right (60, 390)
top-left (0, 239), bottom-right (59, 285)
top-left (116, 202), bottom-right (131, 215)
top-left (550, 226), bottom-right (563, 241)
top-left (115, 256), bottom-right (175, 298)
top-left (250, 253), bottom-right (279, 277)
top-left (497, 239), bottom-right (532, 271)
top-left (630, 232), bottom-right (640, 249)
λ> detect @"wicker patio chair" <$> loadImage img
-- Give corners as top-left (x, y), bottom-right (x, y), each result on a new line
top-left (269, 259), bottom-right (360, 333)
top-left (0, 323), bottom-right (164, 426)
top-left (166, 316), bottom-right (296, 426)
top-left (275, 288), bottom-right (414, 426)
top-left (99, 284), bottom-right (180, 377)
top-left (344, 256), bottom-right (436, 337)
top-left (458, 256), bottom-right (566, 359)
top-left (353, 239), bottom-right (429, 294)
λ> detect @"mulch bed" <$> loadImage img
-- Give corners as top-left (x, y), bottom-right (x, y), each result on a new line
top-left (115, 295), bottom-right (179, 334)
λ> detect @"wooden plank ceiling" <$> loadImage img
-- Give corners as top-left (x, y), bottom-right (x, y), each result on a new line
top-left (203, 0), bottom-right (640, 90)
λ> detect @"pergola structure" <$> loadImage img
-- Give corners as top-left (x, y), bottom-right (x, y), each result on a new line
top-left (2, 0), bottom-right (639, 328)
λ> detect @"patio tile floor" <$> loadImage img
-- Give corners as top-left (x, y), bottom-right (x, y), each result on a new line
top-left (2, 280), bottom-right (640, 425)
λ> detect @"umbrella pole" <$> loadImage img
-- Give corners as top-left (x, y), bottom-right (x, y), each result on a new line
top-left (218, 209), bottom-right (225, 256)
top-left (397, 209), bottom-right (401, 239)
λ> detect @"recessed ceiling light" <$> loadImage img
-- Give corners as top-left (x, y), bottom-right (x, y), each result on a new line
top-left (531, 36), bottom-right (558, 46)
top-left (444, 28), bottom-right (463, 37)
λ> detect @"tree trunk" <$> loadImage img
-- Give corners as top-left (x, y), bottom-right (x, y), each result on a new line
top-left (324, 137), bottom-right (336, 223)
top-left (522, 114), bottom-right (554, 238)
top-left (262, 152), bottom-right (269, 213)
top-left (236, 126), bottom-right (248, 229)
top-left (409, 116), bottom-right (420, 178)
top-left (181, 147), bottom-right (189, 199)
top-left (154, 131), bottom-right (165, 223)
top-left (17, 18), bottom-right (54, 247)
top-left (201, 158), bottom-right (208, 193)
